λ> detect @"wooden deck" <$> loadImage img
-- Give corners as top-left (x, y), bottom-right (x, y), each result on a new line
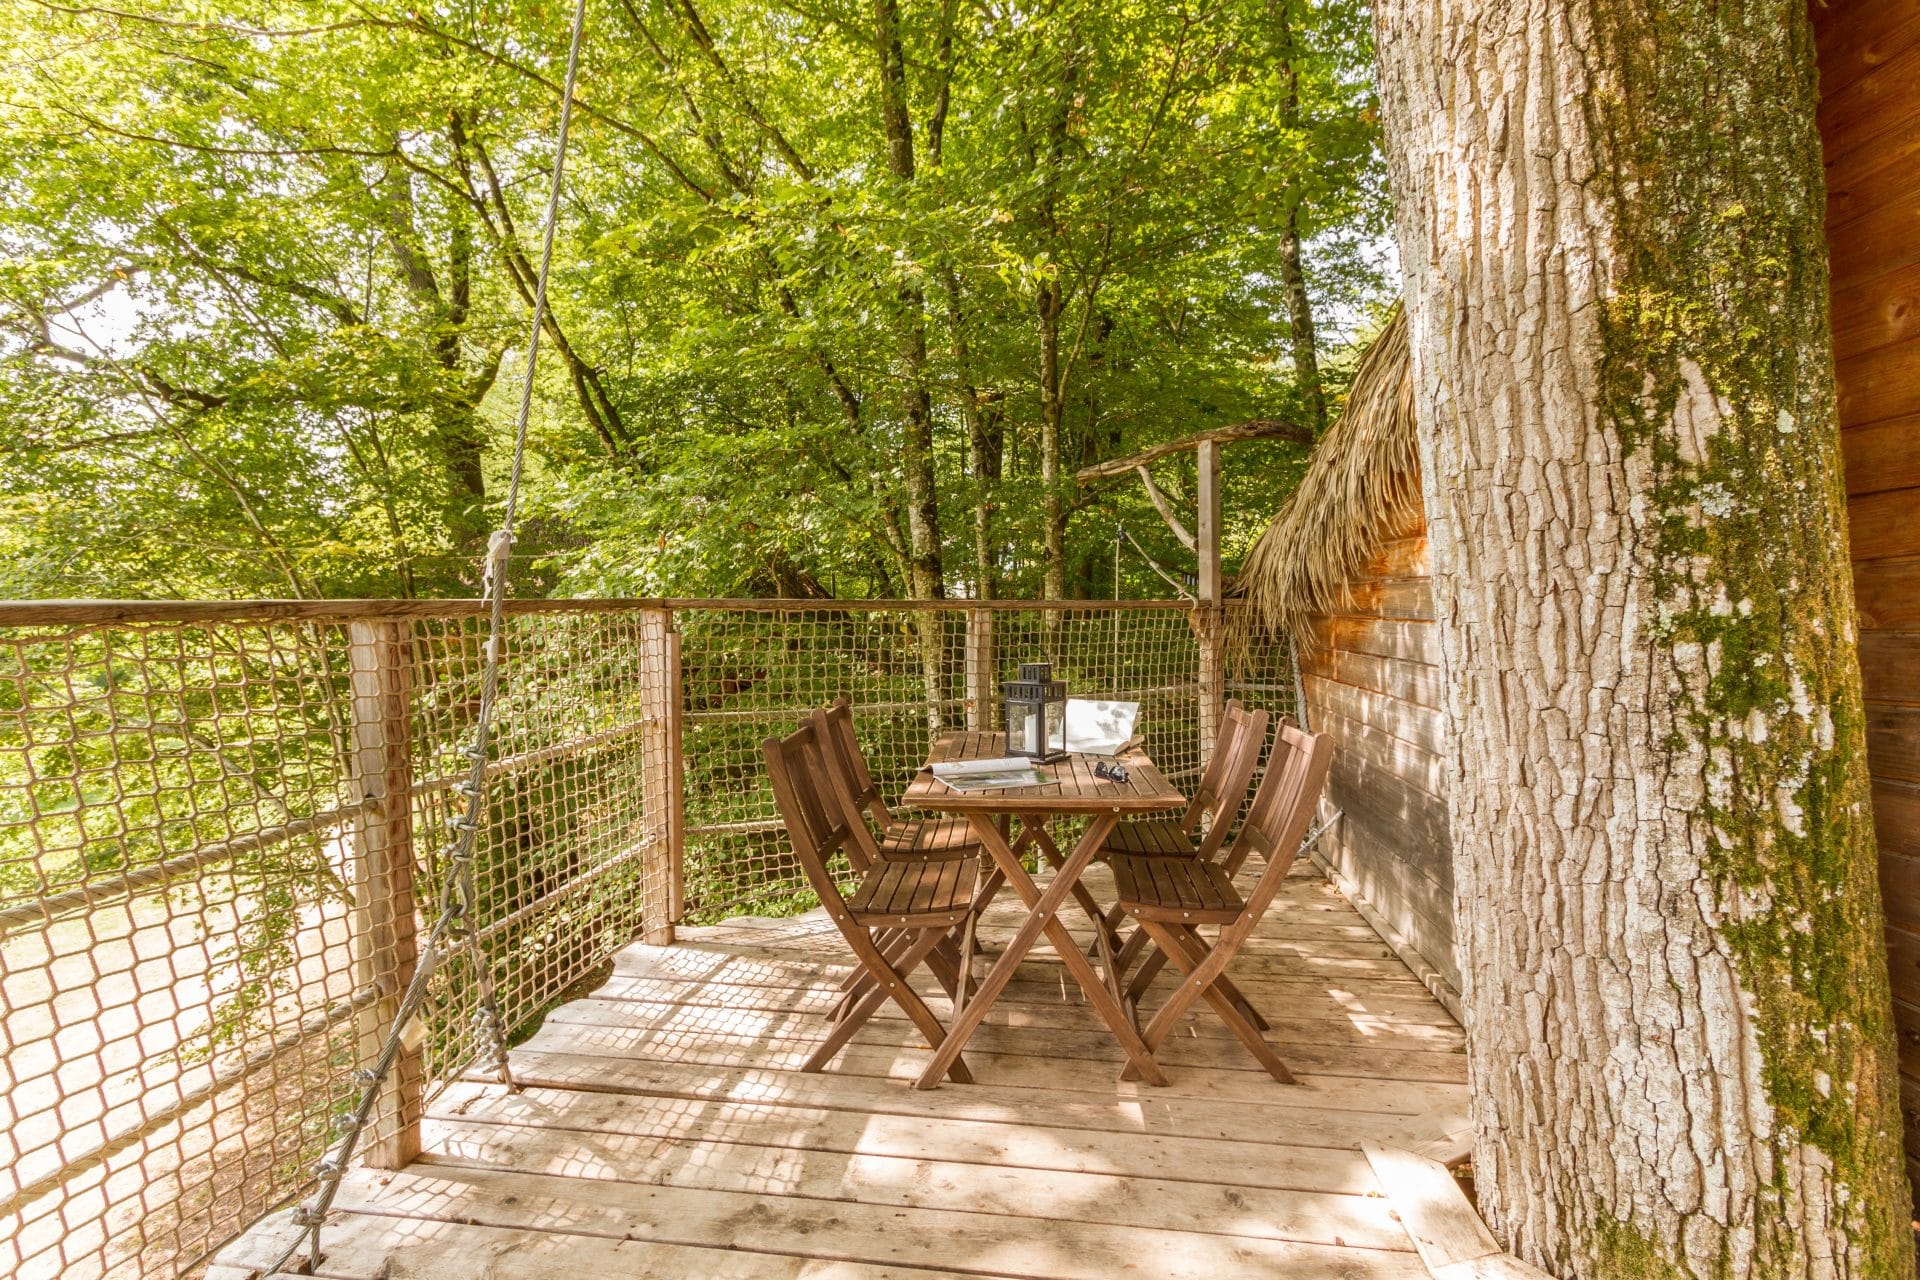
top-left (214, 861), bottom-right (1471, 1279)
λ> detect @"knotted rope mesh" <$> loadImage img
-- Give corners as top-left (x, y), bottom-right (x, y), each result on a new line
top-left (0, 598), bottom-right (1291, 1277)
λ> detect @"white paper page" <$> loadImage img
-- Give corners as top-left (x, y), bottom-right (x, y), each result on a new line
top-left (1063, 699), bottom-right (1140, 755)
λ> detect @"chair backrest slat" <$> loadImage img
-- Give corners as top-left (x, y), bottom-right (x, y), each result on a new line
top-left (817, 699), bottom-right (891, 828)
top-left (1188, 701), bottom-right (1271, 858)
top-left (763, 720), bottom-right (882, 909)
top-left (1219, 718), bottom-right (1334, 943)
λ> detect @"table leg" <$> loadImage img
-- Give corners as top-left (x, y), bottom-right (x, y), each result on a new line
top-left (1022, 817), bottom-right (1123, 953)
top-left (914, 811), bottom-right (1169, 1090)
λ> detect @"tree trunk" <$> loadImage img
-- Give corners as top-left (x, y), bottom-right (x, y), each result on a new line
top-left (1374, 3), bottom-right (1913, 1277)
top-left (1038, 276), bottom-right (1068, 600)
top-left (1273, 1), bottom-right (1325, 434)
top-left (1276, 200), bottom-right (1325, 434)
top-left (942, 265), bottom-right (1001, 600)
top-left (873, 0), bottom-right (945, 605)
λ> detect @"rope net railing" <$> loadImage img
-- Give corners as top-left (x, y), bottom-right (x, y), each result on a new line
top-left (0, 597), bottom-right (1294, 1279)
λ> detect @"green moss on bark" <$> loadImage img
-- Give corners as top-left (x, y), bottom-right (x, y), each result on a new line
top-left (1586, 0), bottom-right (1914, 1274)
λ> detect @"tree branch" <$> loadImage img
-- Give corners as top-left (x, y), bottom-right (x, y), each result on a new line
top-left (1135, 465), bottom-right (1196, 550)
top-left (1074, 418), bottom-right (1313, 486)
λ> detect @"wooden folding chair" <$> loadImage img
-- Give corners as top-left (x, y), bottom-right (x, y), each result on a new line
top-left (763, 720), bottom-right (982, 1084)
top-left (1106, 719), bottom-right (1333, 1084)
top-left (814, 699), bottom-right (979, 862)
top-left (810, 703), bottom-right (1013, 1022)
top-left (1092, 700), bottom-right (1270, 981)
top-left (1098, 699), bottom-right (1270, 863)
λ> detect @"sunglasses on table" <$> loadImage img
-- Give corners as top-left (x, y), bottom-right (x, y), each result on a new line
top-left (1091, 760), bottom-right (1130, 784)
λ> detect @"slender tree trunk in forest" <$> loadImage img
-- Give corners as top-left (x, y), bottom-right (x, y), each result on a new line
top-left (873, 0), bottom-right (949, 725)
top-left (1273, 1), bottom-right (1325, 434)
top-left (1037, 277), bottom-right (1068, 600)
top-left (1276, 201), bottom-right (1325, 434)
top-left (873, 0), bottom-right (944, 604)
top-left (942, 267), bottom-right (1001, 599)
top-left (1374, 3), bottom-right (1913, 1277)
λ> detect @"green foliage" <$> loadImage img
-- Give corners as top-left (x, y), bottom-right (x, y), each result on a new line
top-left (0, 0), bottom-right (1388, 603)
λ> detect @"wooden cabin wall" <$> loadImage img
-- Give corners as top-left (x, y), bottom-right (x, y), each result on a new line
top-left (1300, 509), bottom-right (1460, 1008)
top-left (1816, 0), bottom-right (1920, 1202)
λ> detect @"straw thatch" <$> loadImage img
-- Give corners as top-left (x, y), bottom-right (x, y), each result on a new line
top-left (1235, 303), bottom-right (1419, 643)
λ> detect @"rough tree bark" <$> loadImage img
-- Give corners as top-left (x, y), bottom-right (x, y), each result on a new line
top-left (1374, 3), bottom-right (1912, 1277)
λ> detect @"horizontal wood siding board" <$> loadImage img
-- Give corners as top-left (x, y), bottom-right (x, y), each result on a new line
top-left (1302, 646), bottom-right (1443, 710)
top-left (1308, 703), bottom-right (1448, 800)
top-left (1816, 1), bottom-right (1920, 98)
top-left (1873, 779), bottom-right (1920, 861)
top-left (1884, 855), bottom-right (1920, 933)
top-left (1365, 536), bottom-right (1432, 582)
top-left (1828, 120), bottom-right (1920, 238)
top-left (1896, 997), bottom-right (1920, 1085)
top-left (1831, 261), bottom-right (1920, 360)
top-left (1324, 827), bottom-right (1459, 989)
top-left (1867, 702), bottom-right (1920, 784)
top-left (1889, 922), bottom-right (1920, 1015)
top-left (1311, 616), bottom-right (1441, 666)
top-left (1842, 419), bottom-right (1920, 497)
top-left (1327, 769), bottom-right (1453, 893)
top-left (1333, 577), bottom-right (1436, 622)
top-left (1853, 557), bottom-right (1920, 629)
top-left (1837, 334), bottom-right (1920, 430)
top-left (1850, 488), bottom-right (1920, 563)
top-left (1861, 633), bottom-right (1920, 705)
top-left (1304, 674), bottom-right (1448, 757)
top-left (1830, 183), bottom-right (1920, 288)
top-left (1820, 35), bottom-right (1920, 168)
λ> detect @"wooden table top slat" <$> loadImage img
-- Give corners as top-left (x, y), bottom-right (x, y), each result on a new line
top-left (905, 732), bottom-right (1186, 814)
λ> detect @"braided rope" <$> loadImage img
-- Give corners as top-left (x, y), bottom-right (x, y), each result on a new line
top-left (268, 0), bottom-right (589, 1267)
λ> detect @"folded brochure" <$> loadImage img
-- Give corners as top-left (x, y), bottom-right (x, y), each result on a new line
top-left (928, 757), bottom-right (1053, 791)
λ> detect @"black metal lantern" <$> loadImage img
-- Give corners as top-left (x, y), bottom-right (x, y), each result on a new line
top-left (1004, 662), bottom-right (1068, 762)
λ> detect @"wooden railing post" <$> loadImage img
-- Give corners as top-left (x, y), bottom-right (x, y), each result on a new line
top-left (345, 619), bottom-right (421, 1170)
top-left (640, 607), bottom-right (682, 944)
top-left (964, 608), bottom-right (995, 732)
top-left (1196, 439), bottom-right (1225, 757)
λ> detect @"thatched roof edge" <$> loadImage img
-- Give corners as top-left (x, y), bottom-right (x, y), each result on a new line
top-left (1233, 304), bottom-right (1420, 645)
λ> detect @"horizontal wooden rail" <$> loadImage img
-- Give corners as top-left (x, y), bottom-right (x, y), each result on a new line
top-left (411, 717), bottom-right (656, 799)
top-left (686, 816), bottom-right (786, 839)
top-left (0, 721), bottom-right (660, 937)
top-left (684, 698), bottom-right (966, 726)
top-left (0, 800), bottom-right (374, 935)
top-left (472, 836), bottom-right (661, 946)
top-left (0, 597), bottom-right (1204, 628)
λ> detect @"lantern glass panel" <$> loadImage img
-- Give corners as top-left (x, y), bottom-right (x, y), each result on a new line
top-left (1006, 697), bottom-right (1045, 758)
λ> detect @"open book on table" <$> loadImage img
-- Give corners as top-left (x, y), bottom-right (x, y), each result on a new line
top-left (927, 757), bottom-right (1054, 792)
top-left (1063, 699), bottom-right (1141, 756)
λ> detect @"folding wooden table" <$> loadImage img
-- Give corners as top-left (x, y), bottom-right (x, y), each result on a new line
top-left (900, 731), bottom-right (1187, 1089)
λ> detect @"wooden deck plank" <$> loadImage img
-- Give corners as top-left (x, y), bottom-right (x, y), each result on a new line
top-left (598, 960), bottom-right (1463, 1026)
top-left (299, 1164), bottom-right (1432, 1280)
top-left (565, 985), bottom-right (1468, 1050)
top-left (533, 996), bottom-right (1470, 1083)
top-left (429, 1082), bottom-right (1385, 1196)
top-left (1364, 1143), bottom-right (1502, 1272)
top-left (490, 1049), bottom-right (1470, 1153)
top-left (618, 938), bottom-right (1438, 986)
top-left (419, 1115), bottom-right (1414, 1250)
top-left (217, 1207), bottom-right (993, 1279)
top-left (513, 1019), bottom-right (1469, 1111)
